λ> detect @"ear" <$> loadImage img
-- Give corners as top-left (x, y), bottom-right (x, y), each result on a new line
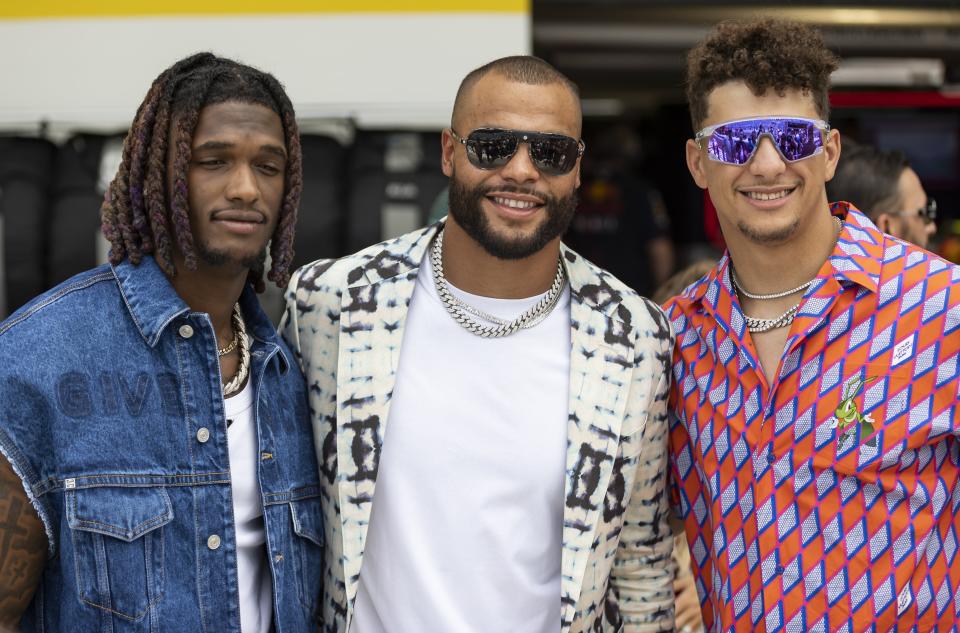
top-left (685, 138), bottom-right (708, 189)
top-left (574, 156), bottom-right (582, 189)
top-left (441, 128), bottom-right (456, 178)
top-left (823, 128), bottom-right (841, 182)
top-left (874, 212), bottom-right (899, 236)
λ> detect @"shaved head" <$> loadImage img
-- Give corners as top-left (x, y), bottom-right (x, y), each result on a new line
top-left (451, 55), bottom-right (581, 133)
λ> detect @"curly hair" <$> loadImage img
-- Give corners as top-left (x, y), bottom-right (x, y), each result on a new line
top-left (686, 17), bottom-right (840, 131)
top-left (100, 52), bottom-right (302, 291)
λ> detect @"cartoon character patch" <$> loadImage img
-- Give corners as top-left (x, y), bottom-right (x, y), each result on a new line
top-left (831, 375), bottom-right (878, 450)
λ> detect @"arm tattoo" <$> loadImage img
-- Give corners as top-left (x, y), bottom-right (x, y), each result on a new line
top-left (0, 456), bottom-right (46, 629)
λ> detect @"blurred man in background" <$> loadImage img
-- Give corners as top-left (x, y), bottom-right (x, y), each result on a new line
top-left (0, 53), bottom-right (322, 632)
top-left (827, 138), bottom-right (937, 249)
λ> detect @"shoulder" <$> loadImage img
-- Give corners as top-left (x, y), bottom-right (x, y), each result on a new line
top-left (661, 269), bottom-right (714, 339)
top-left (887, 237), bottom-right (959, 276)
top-left (845, 205), bottom-right (959, 293)
top-left (872, 238), bottom-right (960, 309)
top-left (562, 247), bottom-right (672, 348)
top-left (1, 265), bottom-right (116, 340)
top-left (288, 224), bottom-right (435, 298)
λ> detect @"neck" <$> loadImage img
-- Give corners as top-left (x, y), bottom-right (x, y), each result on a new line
top-left (726, 208), bottom-right (838, 297)
top-left (169, 256), bottom-right (248, 343)
top-left (439, 217), bottom-right (561, 299)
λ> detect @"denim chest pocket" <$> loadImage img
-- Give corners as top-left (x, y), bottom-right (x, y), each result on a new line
top-left (66, 486), bottom-right (173, 621)
top-left (289, 496), bottom-right (323, 614)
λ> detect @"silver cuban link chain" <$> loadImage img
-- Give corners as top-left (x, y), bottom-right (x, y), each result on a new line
top-left (735, 216), bottom-right (844, 332)
top-left (743, 302), bottom-right (801, 333)
top-left (431, 229), bottom-right (566, 338)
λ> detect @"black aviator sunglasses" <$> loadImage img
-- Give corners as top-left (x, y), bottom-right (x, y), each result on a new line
top-left (450, 128), bottom-right (585, 176)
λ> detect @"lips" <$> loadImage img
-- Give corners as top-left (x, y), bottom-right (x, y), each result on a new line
top-left (210, 208), bottom-right (267, 236)
top-left (738, 185), bottom-right (798, 208)
top-left (485, 192), bottom-right (546, 218)
top-left (212, 209), bottom-right (266, 223)
top-left (743, 189), bottom-right (792, 201)
top-left (491, 196), bottom-right (539, 210)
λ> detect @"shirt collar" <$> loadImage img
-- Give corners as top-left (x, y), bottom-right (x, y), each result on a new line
top-left (112, 255), bottom-right (281, 359)
top-left (679, 253), bottom-right (745, 337)
top-left (113, 256), bottom-right (190, 347)
top-left (683, 201), bottom-right (886, 314)
top-left (828, 201), bottom-right (884, 294)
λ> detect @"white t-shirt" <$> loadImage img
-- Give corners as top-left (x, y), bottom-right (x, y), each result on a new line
top-left (351, 260), bottom-right (571, 633)
top-left (225, 379), bottom-right (273, 633)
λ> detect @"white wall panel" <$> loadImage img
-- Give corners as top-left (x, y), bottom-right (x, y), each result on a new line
top-left (0, 12), bottom-right (530, 129)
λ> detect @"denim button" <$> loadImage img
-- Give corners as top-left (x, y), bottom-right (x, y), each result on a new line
top-left (196, 427), bottom-right (210, 443)
top-left (207, 534), bottom-right (221, 550)
top-left (179, 324), bottom-right (194, 338)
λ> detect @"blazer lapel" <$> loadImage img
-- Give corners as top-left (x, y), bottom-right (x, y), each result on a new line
top-left (558, 247), bottom-right (636, 631)
top-left (335, 224), bottom-right (439, 622)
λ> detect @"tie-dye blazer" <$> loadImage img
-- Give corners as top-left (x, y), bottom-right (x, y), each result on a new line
top-left (281, 222), bottom-right (675, 633)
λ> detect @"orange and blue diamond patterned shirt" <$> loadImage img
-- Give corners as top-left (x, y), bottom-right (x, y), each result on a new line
top-left (664, 203), bottom-right (960, 632)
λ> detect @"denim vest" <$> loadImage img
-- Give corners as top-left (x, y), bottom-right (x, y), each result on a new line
top-left (0, 257), bottom-right (323, 632)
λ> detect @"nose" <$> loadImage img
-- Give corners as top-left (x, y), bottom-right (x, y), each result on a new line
top-left (225, 165), bottom-right (260, 204)
top-left (497, 142), bottom-right (540, 185)
top-left (747, 136), bottom-right (787, 178)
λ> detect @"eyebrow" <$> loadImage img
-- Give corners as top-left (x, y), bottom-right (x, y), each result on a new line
top-left (192, 140), bottom-right (287, 159)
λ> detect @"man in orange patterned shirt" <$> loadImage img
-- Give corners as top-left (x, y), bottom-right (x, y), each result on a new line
top-left (664, 17), bottom-right (960, 633)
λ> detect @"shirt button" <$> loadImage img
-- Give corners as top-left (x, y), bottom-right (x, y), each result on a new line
top-left (766, 451), bottom-right (776, 464)
top-left (207, 534), bottom-right (221, 550)
top-left (775, 565), bottom-right (785, 575)
top-left (196, 427), bottom-right (210, 443)
top-left (179, 324), bottom-right (194, 339)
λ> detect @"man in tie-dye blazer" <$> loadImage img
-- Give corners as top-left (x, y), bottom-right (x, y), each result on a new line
top-left (281, 56), bottom-right (675, 633)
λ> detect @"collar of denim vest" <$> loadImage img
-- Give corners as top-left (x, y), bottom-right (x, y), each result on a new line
top-left (111, 255), bottom-right (289, 374)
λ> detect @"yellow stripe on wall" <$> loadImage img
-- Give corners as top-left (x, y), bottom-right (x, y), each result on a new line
top-left (1, 0), bottom-right (528, 19)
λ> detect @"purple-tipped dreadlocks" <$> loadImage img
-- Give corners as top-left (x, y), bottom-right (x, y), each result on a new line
top-left (101, 52), bottom-right (302, 291)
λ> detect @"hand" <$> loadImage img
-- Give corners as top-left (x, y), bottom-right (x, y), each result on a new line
top-left (673, 573), bottom-right (704, 633)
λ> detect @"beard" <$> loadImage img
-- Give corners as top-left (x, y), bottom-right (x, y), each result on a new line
top-left (447, 175), bottom-right (578, 260)
top-left (195, 239), bottom-right (267, 275)
top-left (736, 217), bottom-right (801, 245)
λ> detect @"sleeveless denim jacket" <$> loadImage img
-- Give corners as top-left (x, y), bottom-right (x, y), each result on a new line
top-left (0, 257), bottom-right (323, 632)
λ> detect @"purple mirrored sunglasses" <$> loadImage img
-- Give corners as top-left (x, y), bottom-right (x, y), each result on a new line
top-left (695, 116), bottom-right (830, 165)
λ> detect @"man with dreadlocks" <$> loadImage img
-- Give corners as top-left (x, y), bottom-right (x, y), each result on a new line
top-left (0, 53), bottom-right (323, 632)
